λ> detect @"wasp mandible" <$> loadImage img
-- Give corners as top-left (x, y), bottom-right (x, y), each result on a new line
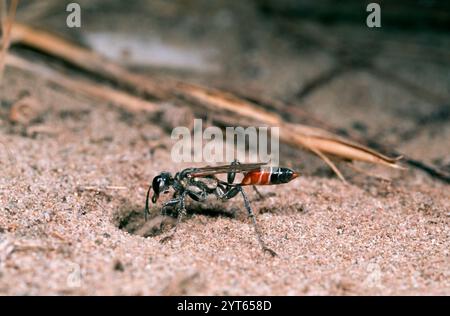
top-left (145, 160), bottom-right (299, 256)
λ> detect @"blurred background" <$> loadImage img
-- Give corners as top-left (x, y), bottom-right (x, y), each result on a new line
top-left (11, 0), bottom-right (449, 170)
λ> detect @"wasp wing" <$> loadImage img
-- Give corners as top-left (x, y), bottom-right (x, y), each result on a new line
top-left (187, 162), bottom-right (267, 177)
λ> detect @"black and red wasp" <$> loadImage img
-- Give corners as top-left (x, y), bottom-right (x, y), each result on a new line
top-left (145, 160), bottom-right (299, 256)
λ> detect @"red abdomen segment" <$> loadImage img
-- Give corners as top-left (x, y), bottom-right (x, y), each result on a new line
top-left (241, 167), bottom-right (299, 186)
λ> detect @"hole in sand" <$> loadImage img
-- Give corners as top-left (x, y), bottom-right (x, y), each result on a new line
top-left (114, 200), bottom-right (237, 238)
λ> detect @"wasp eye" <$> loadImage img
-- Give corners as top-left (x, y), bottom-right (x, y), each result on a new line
top-left (152, 176), bottom-right (163, 195)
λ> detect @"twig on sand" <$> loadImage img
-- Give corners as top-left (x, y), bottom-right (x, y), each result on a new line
top-left (77, 185), bottom-right (128, 192)
top-left (10, 22), bottom-right (167, 99)
top-left (6, 22), bottom-right (407, 181)
top-left (6, 54), bottom-right (160, 115)
top-left (175, 82), bottom-right (404, 170)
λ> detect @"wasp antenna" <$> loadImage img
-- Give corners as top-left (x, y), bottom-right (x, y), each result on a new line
top-left (144, 185), bottom-right (152, 221)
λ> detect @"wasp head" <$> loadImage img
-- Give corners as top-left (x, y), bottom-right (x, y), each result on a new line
top-left (150, 172), bottom-right (173, 203)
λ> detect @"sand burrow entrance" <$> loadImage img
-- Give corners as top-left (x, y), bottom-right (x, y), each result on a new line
top-left (115, 199), bottom-right (237, 238)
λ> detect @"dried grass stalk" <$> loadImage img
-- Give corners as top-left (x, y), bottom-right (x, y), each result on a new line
top-left (6, 54), bottom-right (160, 114)
top-left (0, 0), bottom-right (18, 83)
top-left (6, 22), bottom-right (405, 180)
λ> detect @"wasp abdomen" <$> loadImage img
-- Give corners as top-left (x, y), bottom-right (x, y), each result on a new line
top-left (241, 167), bottom-right (299, 186)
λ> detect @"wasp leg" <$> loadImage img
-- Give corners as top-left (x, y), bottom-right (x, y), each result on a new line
top-left (160, 197), bottom-right (180, 217)
top-left (160, 192), bottom-right (188, 244)
top-left (252, 185), bottom-right (265, 200)
top-left (158, 197), bottom-right (181, 231)
top-left (251, 185), bottom-right (277, 200)
top-left (190, 176), bottom-right (216, 196)
top-left (220, 186), bottom-right (277, 257)
top-left (219, 185), bottom-right (239, 199)
top-left (239, 187), bottom-right (277, 257)
top-left (187, 189), bottom-right (207, 202)
top-left (227, 159), bottom-right (240, 184)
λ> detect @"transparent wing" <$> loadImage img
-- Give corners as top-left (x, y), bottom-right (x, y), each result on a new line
top-left (187, 162), bottom-right (266, 177)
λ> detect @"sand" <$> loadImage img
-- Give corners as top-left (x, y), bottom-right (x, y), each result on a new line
top-left (0, 0), bottom-right (449, 295)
